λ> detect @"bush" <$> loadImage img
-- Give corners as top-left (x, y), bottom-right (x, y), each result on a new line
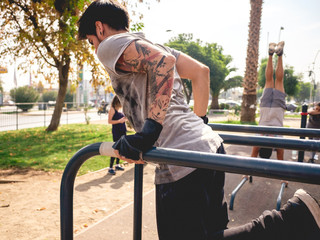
top-left (40, 91), bottom-right (57, 102)
top-left (219, 103), bottom-right (230, 109)
top-left (233, 105), bottom-right (241, 115)
top-left (295, 105), bottom-right (301, 113)
top-left (64, 89), bottom-right (74, 109)
top-left (10, 86), bottom-right (39, 112)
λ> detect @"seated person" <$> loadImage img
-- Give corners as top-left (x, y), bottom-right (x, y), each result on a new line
top-left (307, 102), bottom-right (320, 162)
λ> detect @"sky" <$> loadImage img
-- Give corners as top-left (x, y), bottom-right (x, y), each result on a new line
top-left (141, 0), bottom-right (320, 82)
top-left (1, 0), bottom-right (320, 92)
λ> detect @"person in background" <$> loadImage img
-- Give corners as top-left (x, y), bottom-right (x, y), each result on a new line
top-left (108, 95), bottom-right (127, 175)
top-left (251, 41), bottom-right (286, 161)
top-left (307, 102), bottom-right (320, 162)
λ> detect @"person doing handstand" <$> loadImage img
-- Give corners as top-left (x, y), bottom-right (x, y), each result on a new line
top-left (251, 41), bottom-right (286, 160)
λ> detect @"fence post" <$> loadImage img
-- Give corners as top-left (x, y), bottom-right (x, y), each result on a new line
top-left (16, 105), bottom-right (18, 130)
top-left (44, 103), bottom-right (46, 127)
top-left (298, 104), bottom-right (308, 162)
top-left (65, 103), bottom-right (68, 125)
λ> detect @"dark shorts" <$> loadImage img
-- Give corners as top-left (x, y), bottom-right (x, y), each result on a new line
top-left (155, 144), bottom-right (229, 240)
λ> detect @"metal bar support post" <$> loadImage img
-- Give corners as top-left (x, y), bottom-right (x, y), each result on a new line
top-left (229, 177), bottom-right (248, 210)
top-left (133, 164), bottom-right (143, 240)
top-left (276, 182), bottom-right (287, 210)
top-left (298, 104), bottom-right (308, 162)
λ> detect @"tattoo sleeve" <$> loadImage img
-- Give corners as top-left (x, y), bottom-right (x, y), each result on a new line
top-left (117, 40), bottom-right (175, 124)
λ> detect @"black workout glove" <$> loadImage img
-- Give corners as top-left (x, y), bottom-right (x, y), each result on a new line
top-left (200, 115), bottom-right (208, 124)
top-left (112, 118), bottom-right (163, 160)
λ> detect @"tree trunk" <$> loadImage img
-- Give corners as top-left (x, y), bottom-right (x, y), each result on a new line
top-left (210, 94), bottom-right (219, 109)
top-left (46, 61), bottom-right (70, 131)
top-left (240, 0), bottom-right (263, 123)
top-left (240, 94), bottom-right (257, 122)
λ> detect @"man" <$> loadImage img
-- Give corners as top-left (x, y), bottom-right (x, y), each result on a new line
top-left (78, 1), bottom-right (320, 239)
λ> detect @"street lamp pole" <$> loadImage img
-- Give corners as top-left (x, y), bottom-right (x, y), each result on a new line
top-left (310, 50), bottom-right (320, 106)
top-left (273, 27), bottom-right (284, 69)
top-left (278, 26), bottom-right (284, 42)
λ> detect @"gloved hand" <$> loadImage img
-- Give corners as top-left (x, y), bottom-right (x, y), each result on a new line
top-left (112, 118), bottom-right (163, 160)
top-left (200, 115), bottom-right (208, 124)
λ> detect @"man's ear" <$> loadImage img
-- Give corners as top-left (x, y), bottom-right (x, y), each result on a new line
top-left (95, 21), bottom-right (104, 37)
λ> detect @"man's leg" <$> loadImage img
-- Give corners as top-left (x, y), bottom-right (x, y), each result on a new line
top-left (276, 148), bottom-right (284, 160)
top-left (265, 43), bottom-right (276, 89)
top-left (275, 41), bottom-right (285, 93)
top-left (212, 189), bottom-right (320, 240)
top-left (156, 145), bottom-right (228, 240)
top-left (251, 146), bottom-right (260, 158)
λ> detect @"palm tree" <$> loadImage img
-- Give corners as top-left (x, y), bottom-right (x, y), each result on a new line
top-left (240, 0), bottom-right (263, 123)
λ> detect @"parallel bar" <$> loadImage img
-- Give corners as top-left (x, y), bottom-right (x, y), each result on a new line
top-left (143, 147), bottom-right (320, 185)
top-left (60, 142), bottom-right (101, 240)
top-left (298, 105), bottom-right (308, 162)
top-left (61, 143), bottom-right (320, 240)
top-left (220, 134), bottom-right (320, 151)
top-left (276, 182), bottom-right (287, 210)
top-left (209, 123), bottom-right (320, 138)
top-left (229, 177), bottom-right (248, 210)
top-left (133, 165), bottom-right (143, 240)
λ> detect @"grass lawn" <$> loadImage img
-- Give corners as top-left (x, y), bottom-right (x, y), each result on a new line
top-left (0, 124), bottom-right (131, 175)
top-left (211, 120), bottom-right (258, 125)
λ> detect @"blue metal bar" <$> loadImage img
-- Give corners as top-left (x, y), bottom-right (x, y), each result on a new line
top-left (298, 104), bottom-right (308, 162)
top-left (143, 147), bottom-right (320, 184)
top-left (133, 164), bottom-right (143, 240)
top-left (229, 177), bottom-right (248, 210)
top-left (60, 143), bottom-right (320, 240)
top-left (60, 143), bottom-right (145, 240)
top-left (208, 123), bottom-right (320, 138)
top-left (219, 133), bottom-right (320, 151)
top-left (276, 182), bottom-right (287, 210)
top-left (60, 142), bottom-right (101, 240)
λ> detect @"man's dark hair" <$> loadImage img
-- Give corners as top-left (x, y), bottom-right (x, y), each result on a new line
top-left (259, 148), bottom-right (273, 159)
top-left (78, 0), bottom-right (129, 40)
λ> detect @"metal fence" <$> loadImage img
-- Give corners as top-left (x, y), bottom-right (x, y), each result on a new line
top-left (0, 102), bottom-right (106, 131)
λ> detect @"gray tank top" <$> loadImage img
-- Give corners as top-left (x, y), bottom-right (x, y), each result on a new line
top-left (97, 32), bottom-right (223, 184)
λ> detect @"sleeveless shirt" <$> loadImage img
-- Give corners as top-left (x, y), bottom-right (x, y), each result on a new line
top-left (97, 32), bottom-right (223, 184)
top-left (111, 109), bottom-right (127, 138)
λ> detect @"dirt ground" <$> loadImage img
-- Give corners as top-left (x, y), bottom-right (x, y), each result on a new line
top-left (0, 164), bottom-right (156, 240)
top-left (0, 117), bottom-right (310, 240)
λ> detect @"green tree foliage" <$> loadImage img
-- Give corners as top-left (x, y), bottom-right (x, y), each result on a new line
top-left (165, 34), bottom-right (242, 109)
top-left (41, 91), bottom-right (58, 102)
top-left (0, 0), bottom-right (159, 131)
top-left (10, 86), bottom-right (39, 111)
top-left (258, 57), bottom-right (301, 97)
top-left (0, 79), bottom-right (3, 93)
top-left (295, 81), bottom-right (311, 103)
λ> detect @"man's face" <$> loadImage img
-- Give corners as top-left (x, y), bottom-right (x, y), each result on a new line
top-left (315, 106), bottom-right (320, 112)
top-left (86, 35), bottom-right (101, 53)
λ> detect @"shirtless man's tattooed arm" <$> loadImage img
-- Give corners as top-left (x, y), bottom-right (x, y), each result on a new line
top-left (116, 40), bottom-right (175, 125)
